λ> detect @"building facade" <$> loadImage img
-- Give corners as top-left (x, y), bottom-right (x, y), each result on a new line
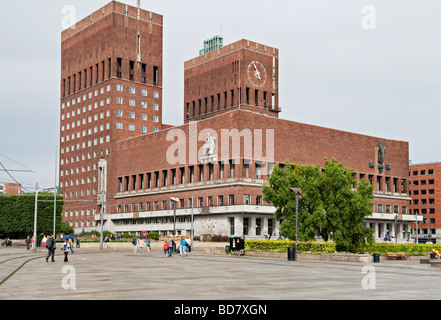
top-left (409, 161), bottom-right (441, 243)
top-left (0, 183), bottom-right (21, 194)
top-left (59, 1), bottom-right (417, 242)
top-left (59, 1), bottom-right (164, 230)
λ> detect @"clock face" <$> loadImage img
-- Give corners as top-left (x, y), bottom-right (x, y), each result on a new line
top-left (247, 61), bottom-right (267, 87)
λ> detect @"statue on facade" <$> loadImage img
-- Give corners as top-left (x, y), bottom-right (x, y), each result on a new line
top-left (202, 133), bottom-right (216, 157)
top-left (378, 142), bottom-right (387, 173)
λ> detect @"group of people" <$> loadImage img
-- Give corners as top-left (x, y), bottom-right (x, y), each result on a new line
top-left (43, 235), bottom-right (75, 263)
top-left (163, 237), bottom-right (190, 257)
top-left (1, 238), bottom-right (12, 247)
top-left (132, 236), bottom-right (151, 253)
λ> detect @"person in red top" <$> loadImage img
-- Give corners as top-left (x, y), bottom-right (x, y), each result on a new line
top-left (163, 241), bottom-right (169, 257)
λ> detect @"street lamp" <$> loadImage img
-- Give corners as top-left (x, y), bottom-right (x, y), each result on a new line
top-left (291, 187), bottom-right (302, 261)
top-left (170, 197), bottom-right (179, 252)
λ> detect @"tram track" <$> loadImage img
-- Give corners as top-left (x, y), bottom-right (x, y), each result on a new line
top-left (0, 254), bottom-right (45, 287)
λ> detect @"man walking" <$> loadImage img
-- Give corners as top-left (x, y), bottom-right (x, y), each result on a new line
top-left (25, 236), bottom-right (30, 250)
top-left (45, 235), bottom-right (56, 262)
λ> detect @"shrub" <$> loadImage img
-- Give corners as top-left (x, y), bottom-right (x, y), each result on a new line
top-left (211, 234), bottom-right (230, 242)
top-left (245, 240), bottom-right (336, 253)
top-left (244, 240), bottom-right (441, 256)
top-left (148, 232), bottom-right (159, 241)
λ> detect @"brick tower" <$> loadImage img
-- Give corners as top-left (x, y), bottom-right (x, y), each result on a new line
top-left (184, 38), bottom-right (280, 123)
top-left (59, 1), bottom-right (163, 229)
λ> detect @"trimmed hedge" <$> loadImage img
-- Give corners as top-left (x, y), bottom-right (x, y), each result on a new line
top-left (245, 240), bottom-right (336, 254)
top-left (367, 243), bottom-right (441, 256)
top-left (245, 240), bottom-right (441, 256)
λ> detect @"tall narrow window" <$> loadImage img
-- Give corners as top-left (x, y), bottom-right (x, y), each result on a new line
top-left (255, 89), bottom-right (258, 106)
top-left (246, 87), bottom-right (250, 104)
top-left (224, 92), bottom-right (227, 108)
top-left (153, 66), bottom-right (159, 86)
top-left (117, 58), bottom-right (122, 79)
top-left (129, 61), bottom-right (135, 81)
top-left (141, 64), bottom-right (146, 83)
top-left (231, 89), bottom-right (234, 107)
top-left (95, 63), bottom-right (99, 84)
top-left (73, 74), bottom-right (76, 93)
top-left (108, 58), bottom-right (111, 79)
top-left (263, 91), bottom-right (267, 108)
top-left (78, 72), bottom-right (82, 91)
top-left (89, 66), bottom-right (93, 86)
top-left (102, 61), bottom-right (105, 81)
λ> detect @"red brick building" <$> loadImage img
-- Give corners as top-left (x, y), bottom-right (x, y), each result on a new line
top-left (59, 1), bottom-right (416, 242)
top-left (0, 183), bottom-right (22, 194)
top-left (409, 162), bottom-right (441, 243)
top-left (59, 1), bottom-right (164, 230)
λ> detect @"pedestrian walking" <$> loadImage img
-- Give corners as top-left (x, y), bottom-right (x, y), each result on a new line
top-left (163, 240), bottom-right (169, 257)
top-left (182, 238), bottom-right (188, 257)
top-left (68, 238), bottom-right (74, 253)
top-left (42, 235), bottom-right (47, 249)
top-left (105, 236), bottom-right (110, 248)
top-left (25, 236), bottom-right (30, 250)
top-left (138, 237), bottom-right (145, 253)
top-left (62, 239), bottom-right (71, 262)
top-left (167, 237), bottom-right (173, 257)
top-left (146, 237), bottom-right (151, 253)
top-left (132, 237), bottom-right (138, 253)
top-left (45, 235), bottom-right (56, 262)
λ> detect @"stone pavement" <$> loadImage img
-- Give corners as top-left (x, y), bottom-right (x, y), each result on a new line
top-left (1, 245), bottom-right (441, 301)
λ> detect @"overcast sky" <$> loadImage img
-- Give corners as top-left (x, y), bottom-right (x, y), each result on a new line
top-left (1, 0), bottom-right (440, 191)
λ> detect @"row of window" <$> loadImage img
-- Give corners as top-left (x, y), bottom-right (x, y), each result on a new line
top-left (62, 84), bottom-right (159, 110)
top-left (413, 208), bottom-right (437, 214)
top-left (117, 160), bottom-right (273, 193)
top-left (412, 198), bottom-right (436, 205)
top-left (409, 169), bottom-right (435, 176)
top-left (376, 204), bottom-right (407, 214)
top-left (185, 88), bottom-right (276, 119)
top-left (62, 58), bottom-right (160, 98)
top-left (410, 179), bottom-right (435, 186)
top-left (116, 194), bottom-right (266, 214)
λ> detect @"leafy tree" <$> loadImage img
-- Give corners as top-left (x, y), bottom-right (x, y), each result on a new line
top-left (263, 158), bottom-right (375, 252)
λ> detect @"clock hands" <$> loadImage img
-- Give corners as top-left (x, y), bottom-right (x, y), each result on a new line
top-left (252, 61), bottom-right (261, 81)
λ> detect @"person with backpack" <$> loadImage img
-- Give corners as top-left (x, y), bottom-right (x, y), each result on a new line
top-left (45, 235), bottom-right (56, 262)
top-left (62, 239), bottom-right (71, 262)
top-left (181, 238), bottom-right (189, 257)
top-left (132, 237), bottom-right (138, 253)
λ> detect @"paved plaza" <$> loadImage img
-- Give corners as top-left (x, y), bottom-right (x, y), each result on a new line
top-left (1, 245), bottom-right (441, 302)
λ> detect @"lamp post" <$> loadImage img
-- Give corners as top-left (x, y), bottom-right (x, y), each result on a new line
top-left (33, 183), bottom-right (39, 252)
top-left (291, 187), bottom-right (302, 261)
top-left (170, 197), bottom-right (179, 252)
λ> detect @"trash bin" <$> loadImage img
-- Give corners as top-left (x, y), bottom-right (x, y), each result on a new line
top-left (430, 252), bottom-right (436, 259)
top-left (288, 247), bottom-right (296, 261)
top-left (225, 245), bottom-right (231, 255)
top-left (373, 253), bottom-right (380, 263)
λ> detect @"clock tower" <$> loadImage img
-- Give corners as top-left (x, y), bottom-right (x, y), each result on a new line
top-left (184, 38), bottom-right (280, 123)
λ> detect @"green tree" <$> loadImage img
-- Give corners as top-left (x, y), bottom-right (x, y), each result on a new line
top-left (263, 158), bottom-right (375, 252)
